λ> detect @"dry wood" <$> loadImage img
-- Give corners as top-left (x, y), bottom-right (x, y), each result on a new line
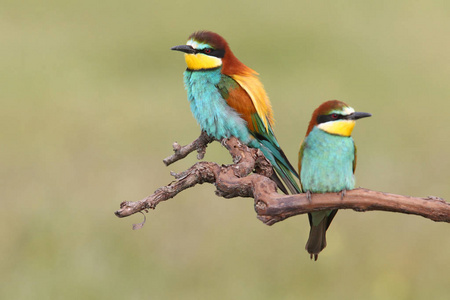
top-left (115, 136), bottom-right (449, 227)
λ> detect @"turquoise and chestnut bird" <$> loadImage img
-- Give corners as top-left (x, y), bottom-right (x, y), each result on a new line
top-left (298, 100), bottom-right (371, 260)
top-left (171, 30), bottom-right (300, 194)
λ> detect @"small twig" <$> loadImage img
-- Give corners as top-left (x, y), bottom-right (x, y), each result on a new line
top-left (115, 161), bottom-right (219, 218)
top-left (163, 131), bottom-right (215, 166)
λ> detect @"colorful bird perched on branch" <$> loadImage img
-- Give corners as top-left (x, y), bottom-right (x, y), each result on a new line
top-left (298, 100), bottom-right (371, 260)
top-left (171, 31), bottom-right (300, 194)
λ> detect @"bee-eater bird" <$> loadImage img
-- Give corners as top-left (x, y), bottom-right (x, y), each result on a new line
top-left (298, 100), bottom-right (371, 260)
top-left (171, 30), bottom-right (300, 194)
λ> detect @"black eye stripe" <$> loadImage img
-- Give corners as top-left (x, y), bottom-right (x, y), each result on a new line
top-left (193, 48), bottom-right (225, 58)
top-left (317, 113), bottom-right (346, 124)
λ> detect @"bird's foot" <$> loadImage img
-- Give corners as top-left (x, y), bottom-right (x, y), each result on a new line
top-left (339, 189), bottom-right (347, 200)
top-left (306, 190), bottom-right (312, 202)
top-left (220, 138), bottom-right (229, 147)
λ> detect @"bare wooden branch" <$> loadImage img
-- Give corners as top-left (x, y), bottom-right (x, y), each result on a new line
top-left (115, 161), bottom-right (219, 218)
top-left (255, 188), bottom-right (450, 225)
top-left (115, 137), bottom-right (450, 226)
top-left (163, 131), bottom-right (215, 166)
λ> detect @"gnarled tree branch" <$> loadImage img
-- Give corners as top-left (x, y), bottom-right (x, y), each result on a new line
top-left (115, 136), bottom-right (450, 227)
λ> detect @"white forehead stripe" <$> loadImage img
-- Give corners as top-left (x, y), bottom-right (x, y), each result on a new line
top-left (186, 39), bottom-right (209, 50)
top-left (187, 39), bottom-right (198, 48)
top-left (343, 106), bottom-right (355, 115)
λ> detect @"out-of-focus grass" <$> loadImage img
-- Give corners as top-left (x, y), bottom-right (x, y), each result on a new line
top-left (1, 1), bottom-right (449, 299)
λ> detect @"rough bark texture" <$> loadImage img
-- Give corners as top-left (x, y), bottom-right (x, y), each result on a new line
top-left (115, 136), bottom-right (450, 227)
top-left (163, 130), bottom-right (215, 166)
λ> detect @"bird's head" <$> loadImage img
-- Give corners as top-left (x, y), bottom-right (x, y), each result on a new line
top-left (171, 31), bottom-right (252, 75)
top-left (306, 100), bottom-right (371, 137)
top-left (171, 31), bottom-right (228, 71)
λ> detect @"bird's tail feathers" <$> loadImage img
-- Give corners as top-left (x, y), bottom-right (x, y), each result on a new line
top-left (251, 114), bottom-right (300, 194)
top-left (259, 141), bottom-right (301, 194)
top-left (305, 216), bottom-right (328, 261)
top-left (275, 160), bottom-right (301, 194)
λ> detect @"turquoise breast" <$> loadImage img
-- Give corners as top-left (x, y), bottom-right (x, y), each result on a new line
top-left (183, 68), bottom-right (251, 144)
top-left (301, 127), bottom-right (355, 193)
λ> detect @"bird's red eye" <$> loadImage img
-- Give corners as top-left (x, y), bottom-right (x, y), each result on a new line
top-left (204, 48), bottom-right (212, 54)
top-left (331, 113), bottom-right (338, 119)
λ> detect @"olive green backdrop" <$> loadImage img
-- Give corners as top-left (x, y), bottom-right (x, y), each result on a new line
top-left (2, 0), bottom-right (449, 299)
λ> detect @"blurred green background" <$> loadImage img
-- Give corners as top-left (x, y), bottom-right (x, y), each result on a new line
top-left (2, 0), bottom-right (449, 299)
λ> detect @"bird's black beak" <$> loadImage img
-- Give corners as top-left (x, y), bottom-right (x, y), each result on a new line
top-left (349, 112), bottom-right (372, 120)
top-left (171, 45), bottom-right (196, 54)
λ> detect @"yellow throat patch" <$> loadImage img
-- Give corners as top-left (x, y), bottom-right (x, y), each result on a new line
top-left (184, 53), bottom-right (222, 70)
top-left (318, 120), bottom-right (356, 137)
